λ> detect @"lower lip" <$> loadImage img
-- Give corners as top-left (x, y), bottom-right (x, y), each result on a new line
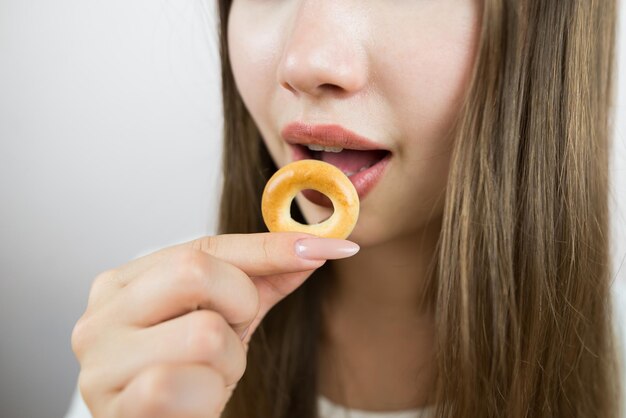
top-left (290, 146), bottom-right (392, 208)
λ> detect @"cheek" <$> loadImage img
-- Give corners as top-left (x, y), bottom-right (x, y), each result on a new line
top-left (377, 7), bottom-right (479, 154)
top-left (401, 46), bottom-right (473, 122)
top-left (227, 5), bottom-right (280, 123)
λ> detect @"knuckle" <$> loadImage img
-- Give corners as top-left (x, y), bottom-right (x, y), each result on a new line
top-left (76, 370), bottom-right (95, 404)
top-left (232, 349), bottom-right (248, 384)
top-left (186, 311), bottom-right (229, 359)
top-left (133, 366), bottom-right (176, 415)
top-left (90, 269), bottom-right (117, 293)
top-left (86, 269), bottom-right (118, 306)
top-left (172, 249), bottom-right (211, 283)
top-left (71, 315), bottom-right (93, 358)
top-left (261, 235), bottom-right (279, 271)
top-left (191, 235), bottom-right (219, 256)
top-left (77, 368), bottom-right (108, 412)
top-left (238, 277), bottom-right (260, 325)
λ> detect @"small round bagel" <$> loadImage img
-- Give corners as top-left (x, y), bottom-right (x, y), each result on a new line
top-left (261, 159), bottom-right (360, 239)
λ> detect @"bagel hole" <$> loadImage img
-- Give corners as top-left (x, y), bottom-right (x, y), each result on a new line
top-left (292, 189), bottom-right (334, 224)
top-left (289, 194), bottom-right (307, 225)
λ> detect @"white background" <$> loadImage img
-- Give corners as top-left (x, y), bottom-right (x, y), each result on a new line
top-left (0, 1), bottom-right (624, 417)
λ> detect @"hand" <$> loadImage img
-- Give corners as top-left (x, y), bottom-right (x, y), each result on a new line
top-left (71, 232), bottom-right (359, 417)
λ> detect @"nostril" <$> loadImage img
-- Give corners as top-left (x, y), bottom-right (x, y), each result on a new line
top-left (319, 83), bottom-right (342, 92)
top-left (280, 81), bottom-right (342, 96)
top-left (281, 81), bottom-right (297, 94)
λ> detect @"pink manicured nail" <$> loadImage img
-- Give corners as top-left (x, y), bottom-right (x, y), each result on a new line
top-left (295, 238), bottom-right (360, 260)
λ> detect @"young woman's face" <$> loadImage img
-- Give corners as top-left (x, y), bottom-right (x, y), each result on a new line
top-left (228, 0), bottom-right (481, 247)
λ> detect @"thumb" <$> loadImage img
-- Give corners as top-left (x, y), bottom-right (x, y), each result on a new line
top-left (242, 237), bottom-right (360, 342)
top-left (241, 269), bottom-right (316, 342)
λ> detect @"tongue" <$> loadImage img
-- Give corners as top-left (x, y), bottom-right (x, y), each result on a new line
top-left (302, 149), bottom-right (387, 207)
top-left (319, 149), bottom-right (385, 175)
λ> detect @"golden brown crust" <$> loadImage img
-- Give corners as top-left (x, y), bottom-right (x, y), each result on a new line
top-left (261, 159), bottom-right (360, 239)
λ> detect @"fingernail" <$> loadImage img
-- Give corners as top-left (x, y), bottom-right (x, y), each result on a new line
top-left (240, 326), bottom-right (250, 341)
top-left (295, 238), bottom-right (360, 260)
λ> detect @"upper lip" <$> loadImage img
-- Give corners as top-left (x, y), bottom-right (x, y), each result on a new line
top-left (281, 122), bottom-right (388, 151)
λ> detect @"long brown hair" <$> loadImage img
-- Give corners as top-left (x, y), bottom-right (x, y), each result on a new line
top-left (216, 0), bottom-right (621, 417)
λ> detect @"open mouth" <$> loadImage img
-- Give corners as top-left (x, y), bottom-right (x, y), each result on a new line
top-left (299, 144), bottom-right (390, 176)
top-left (291, 144), bottom-right (392, 207)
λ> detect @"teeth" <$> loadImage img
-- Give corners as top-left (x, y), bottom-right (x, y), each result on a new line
top-left (344, 164), bottom-right (372, 177)
top-left (306, 144), bottom-right (344, 153)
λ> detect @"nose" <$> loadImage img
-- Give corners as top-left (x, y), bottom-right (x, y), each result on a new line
top-left (277, 2), bottom-right (368, 98)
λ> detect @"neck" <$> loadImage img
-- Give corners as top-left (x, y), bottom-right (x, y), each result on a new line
top-left (324, 219), bottom-right (441, 322)
top-left (316, 220), bottom-right (441, 411)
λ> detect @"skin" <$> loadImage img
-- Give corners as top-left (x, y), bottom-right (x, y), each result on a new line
top-left (228, 0), bottom-right (481, 411)
top-left (72, 1), bottom-right (481, 416)
top-left (72, 233), bottom-right (357, 417)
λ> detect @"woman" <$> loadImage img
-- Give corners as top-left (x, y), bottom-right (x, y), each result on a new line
top-left (67, 0), bottom-right (624, 417)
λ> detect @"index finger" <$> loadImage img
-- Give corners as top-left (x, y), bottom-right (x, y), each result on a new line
top-left (110, 232), bottom-right (359, 290)
top-left (177, 232), bottom-right (359, 277)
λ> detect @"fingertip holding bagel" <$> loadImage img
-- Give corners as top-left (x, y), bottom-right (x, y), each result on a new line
top-left (261, 159), bottom-right (360, 239)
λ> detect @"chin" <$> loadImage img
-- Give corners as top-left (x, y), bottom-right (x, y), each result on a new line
top-left (345, 217), bottom-right (402, 248)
